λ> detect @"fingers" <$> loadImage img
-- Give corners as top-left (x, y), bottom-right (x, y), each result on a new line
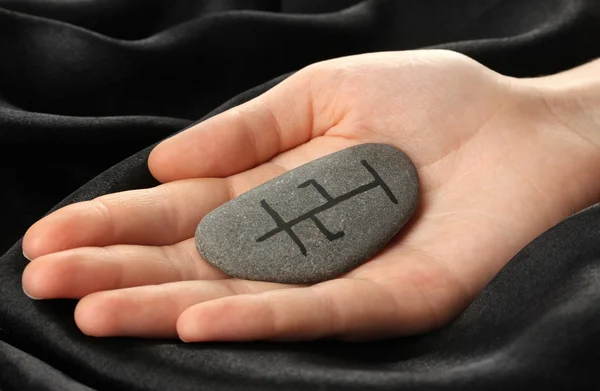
top-left (22, 238), bottom-right (227, 299)
top-left (74, 280), bottom-right (288, 338)
top-left (176, 278), bottom-right (425, 343)
top-left (73, 276), bottom-right (407, 341)
top-left (22, 178), bottom-right (230, 259)
top-left (67, 248), bottom-right (466, 341)
top-left (148, 69), bottom-right (339, 182)
top-left (23, 135), bottom-right (354, 260)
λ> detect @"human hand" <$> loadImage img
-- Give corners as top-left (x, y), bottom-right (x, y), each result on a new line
top-left (21, 50), bottom-right (600, 342)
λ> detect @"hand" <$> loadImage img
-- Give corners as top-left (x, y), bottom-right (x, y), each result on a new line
top-left (21, 50), bottom-right (600, 342)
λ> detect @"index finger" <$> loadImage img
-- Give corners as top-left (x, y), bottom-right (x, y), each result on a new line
top-left (148, 67), bottom-right (339, 183)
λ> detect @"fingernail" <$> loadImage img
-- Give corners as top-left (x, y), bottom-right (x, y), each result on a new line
top-left (22, 286), bottom-right (41, 300)
top-left (22, 250), bottom-right (32, 261)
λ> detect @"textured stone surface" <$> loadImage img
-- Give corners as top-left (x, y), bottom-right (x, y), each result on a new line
top-left (195, 143), bottom-right (420, 284)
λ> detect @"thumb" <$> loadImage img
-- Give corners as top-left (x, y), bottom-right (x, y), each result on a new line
top-left (149, 68), bottom-right (335, 183)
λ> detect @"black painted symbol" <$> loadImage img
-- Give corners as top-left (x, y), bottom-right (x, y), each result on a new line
top-left (256, 160), bottom-right (398, 256)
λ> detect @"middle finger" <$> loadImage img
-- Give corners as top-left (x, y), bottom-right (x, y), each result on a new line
top-left (22, 238), bottom-right (227, 299)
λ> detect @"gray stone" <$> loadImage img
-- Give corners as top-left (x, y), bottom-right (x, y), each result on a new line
top-left (194, 143), bottom-right (420, 284)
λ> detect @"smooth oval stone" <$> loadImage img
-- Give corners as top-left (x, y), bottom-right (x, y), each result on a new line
top-left (195, 143), bottom-right (419, 284)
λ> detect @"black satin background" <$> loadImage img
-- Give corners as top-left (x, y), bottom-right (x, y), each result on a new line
top-left (1, 1), bottom-right (599, 390)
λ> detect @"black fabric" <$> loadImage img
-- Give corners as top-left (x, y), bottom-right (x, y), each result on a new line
top-left (1, 0), bottom-right (599, 390)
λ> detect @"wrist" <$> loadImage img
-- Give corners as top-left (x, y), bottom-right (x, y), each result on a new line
top-left (518, 58), bottom-right (600, 150)
top-left (512, 61), bottom-right (600, 216)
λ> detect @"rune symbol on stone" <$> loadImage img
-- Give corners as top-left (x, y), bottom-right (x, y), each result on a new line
top-left (256, 160), bottom-right (398, 256)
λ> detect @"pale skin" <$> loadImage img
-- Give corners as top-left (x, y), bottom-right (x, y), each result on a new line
top-left (21, 50), bottom-right (600, 342)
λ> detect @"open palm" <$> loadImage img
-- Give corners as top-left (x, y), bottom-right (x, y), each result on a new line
top-left (21, 50), bottom-right (599, 342)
